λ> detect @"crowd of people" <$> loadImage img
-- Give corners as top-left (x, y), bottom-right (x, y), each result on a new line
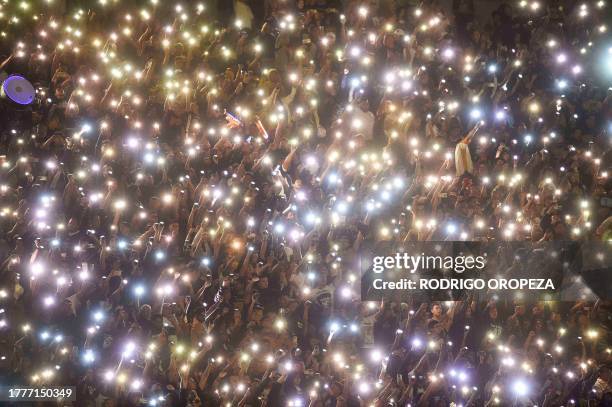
top-left (0, 0), bottom-right (611, 405)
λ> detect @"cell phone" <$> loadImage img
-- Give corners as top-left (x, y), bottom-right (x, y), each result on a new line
top-left (600, 197), bottom-right (612, 208)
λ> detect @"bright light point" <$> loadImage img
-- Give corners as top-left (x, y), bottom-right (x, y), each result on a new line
top-left (83, 349), bottom-right (96, 363)
top-left (513, 380), bottom-right (528, 396)
top-left (370, 349), bottom-right (382, 362)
